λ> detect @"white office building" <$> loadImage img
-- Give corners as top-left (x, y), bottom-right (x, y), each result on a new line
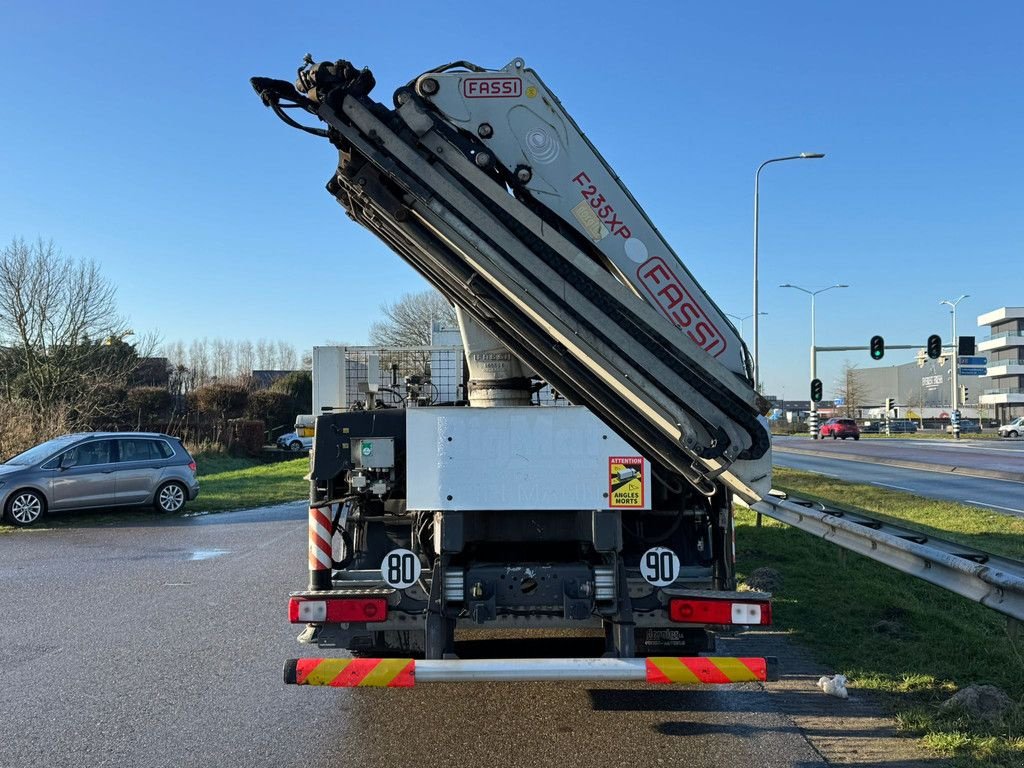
top-left (978, 306), bottom-right (1024, 422)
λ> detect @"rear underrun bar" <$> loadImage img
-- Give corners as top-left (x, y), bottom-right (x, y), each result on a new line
top-left (283, 656), bottom-right (779, 687)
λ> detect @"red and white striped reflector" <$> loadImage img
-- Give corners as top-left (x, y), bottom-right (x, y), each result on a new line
top-left (288, 597), bottom-right (388, 624)
top-left (308, 506), bottom-right (333, 572)
top-left (669, 598), bottom-right (772, 626)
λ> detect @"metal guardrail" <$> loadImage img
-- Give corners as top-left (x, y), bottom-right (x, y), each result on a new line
top-left (749, 493), bottom-right (1024, 622)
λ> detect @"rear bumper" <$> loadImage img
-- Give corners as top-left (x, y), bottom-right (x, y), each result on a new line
top-left (283, 656), bottom-right (778, 687)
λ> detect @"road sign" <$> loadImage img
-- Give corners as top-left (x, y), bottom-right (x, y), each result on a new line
top-left (957, 356), bottom-right (987, 366)
top-left (833, 396), bottom-right (845, 406)
top-left (958, 367), bottom-right (987, 376)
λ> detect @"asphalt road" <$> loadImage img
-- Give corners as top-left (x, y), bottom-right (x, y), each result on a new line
top-left (772, 436), bottom-right (1024, 517)
top-left (773, 435), bottom-right (1024, 477)
top-left (0, 503), bottom-right (934, 768)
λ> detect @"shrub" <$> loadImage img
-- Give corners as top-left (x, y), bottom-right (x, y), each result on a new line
top-left (245, 389), bottom-right (295, 432)
top-left (193, 384), bottom-right (249, 418)
top-left (0, 399), bottom-right (71, 460)
top-left (269, 371), bottom-right (312, 415)
top-left (227, 418), bottom-right (265, 456)
top-left (126, 386), bottom-right (173, 428)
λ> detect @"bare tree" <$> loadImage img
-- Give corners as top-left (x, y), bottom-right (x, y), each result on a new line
top-left (188, 338), bottom-right (210, 381)
top-left (369, 290), bottom-right (456, 347)
top-left (274, 339), bottom-right (297, 370)
top-left (235, 339), bottom-right (255, 377)
top-left (211, 337), bottom-right (234, 379)
top-left (163, 339), bottom-right (187, 369)
top-left (0, 238), bottom-right (149, 424)
top-left (255, 337), bottom-right (273, 369)
top-left (833, 360), bottom-right (868, 418)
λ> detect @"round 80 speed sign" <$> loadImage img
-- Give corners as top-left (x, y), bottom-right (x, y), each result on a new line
top-left (380, 548), bottom-right (422, 589)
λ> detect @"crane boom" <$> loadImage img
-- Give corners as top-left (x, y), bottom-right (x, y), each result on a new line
top-left (252, 56), bottom-right (771, 502)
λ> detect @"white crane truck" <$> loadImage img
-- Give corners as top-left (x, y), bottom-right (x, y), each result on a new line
top-left (253, 56), bottom-right (777, 688)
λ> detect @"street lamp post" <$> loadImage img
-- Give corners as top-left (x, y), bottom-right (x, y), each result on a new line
top-left (780, 283), bottom-right (849, 438)
top-left (940, 294), bottom-right (969, 439)
top-left (752, 153), bottom-right (825, 390)
top-left (726, 312), bottom-right (767, 343)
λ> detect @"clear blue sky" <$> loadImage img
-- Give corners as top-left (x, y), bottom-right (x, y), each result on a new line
top-left (2, 1), bottom-right (1021, 399)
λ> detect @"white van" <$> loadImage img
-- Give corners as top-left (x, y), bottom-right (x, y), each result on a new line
top-left (998, 416), bottom-right (1024, 438)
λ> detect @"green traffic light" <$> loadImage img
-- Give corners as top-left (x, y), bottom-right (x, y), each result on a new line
top-left (810, 378), bottom-right (823, 402)
top-left (870, 335), bottom-right (885, 360)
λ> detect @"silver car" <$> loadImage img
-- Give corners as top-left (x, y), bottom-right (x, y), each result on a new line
top-left (276, 431), bottom-right (312, 452)
top-left (0, 433), bottom-right (200, 527)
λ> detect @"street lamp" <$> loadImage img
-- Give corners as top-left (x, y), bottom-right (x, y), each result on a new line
top-left (780, 283), bottom-right (848, 438)
top-left (726, 311), bottom-right (767, 342)
top-left (940, 294), bottom-right (969, 437)
top-left (752, 152), bottom-right (826, 390)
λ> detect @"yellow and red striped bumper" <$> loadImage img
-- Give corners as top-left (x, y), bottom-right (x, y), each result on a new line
top-left (284, 656), bottom-right (777, 687)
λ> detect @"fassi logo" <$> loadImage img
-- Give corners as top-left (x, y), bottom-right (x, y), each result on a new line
top-left (637, 257), bottom-right (727, 358)
top-left (462, 77), bottom-right (523, 98)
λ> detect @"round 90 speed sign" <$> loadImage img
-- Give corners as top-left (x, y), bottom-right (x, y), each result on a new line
top-left (640, 546), bottom-right (680, 587)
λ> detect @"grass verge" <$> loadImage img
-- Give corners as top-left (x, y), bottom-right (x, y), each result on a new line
top-left (187, 457), bottom-right (307, 513)
top-left (737, 467), bottom-right (1024, 766)
top-left (191, 451), bottom-right (263, 476)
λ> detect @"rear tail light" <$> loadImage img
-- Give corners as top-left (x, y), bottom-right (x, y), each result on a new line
top-left (188, 461), bottom-right (197, 473)
top-left (288, 597), bottom-right (388, 624)
top-left (669, 598), bottom-right (772, 626)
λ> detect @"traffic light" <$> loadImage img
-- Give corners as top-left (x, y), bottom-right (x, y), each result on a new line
top-left (960, 384), bottom-right (969, 403)
top-left (927, 334), bottom-right (942, 359)
top-left (810, 378), bottom-right (823, 402)
top-left (958, 336), bottom-right (976, 356)
top-left (884, 397), bottom-right (895, 412)
top-left (870, 335), bottom-right (885, 360)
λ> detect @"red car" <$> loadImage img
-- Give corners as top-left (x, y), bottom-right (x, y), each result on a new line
top-left (819, 418), bottom-right (860, 440)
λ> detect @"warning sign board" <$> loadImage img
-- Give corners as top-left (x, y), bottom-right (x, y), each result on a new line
top-left (609, 456), bottom-right (644, 508)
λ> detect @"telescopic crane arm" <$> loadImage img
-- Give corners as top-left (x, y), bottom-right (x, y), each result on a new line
top-left (252, 56), bottom-right (772, 501)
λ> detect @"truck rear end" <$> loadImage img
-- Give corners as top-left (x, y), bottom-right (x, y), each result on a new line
top-left (252, 53), bottom-right (777, 686)
top-left (286, 402), bottom-right (774, 686)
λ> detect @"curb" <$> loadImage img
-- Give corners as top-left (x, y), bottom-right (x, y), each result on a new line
top-left (773, 445), bottom-right (1024, 484)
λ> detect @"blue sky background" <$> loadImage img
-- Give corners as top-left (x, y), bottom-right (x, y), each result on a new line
top-left (1, 1), bottom-right (1020, 399)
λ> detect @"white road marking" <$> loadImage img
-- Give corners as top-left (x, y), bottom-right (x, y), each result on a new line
top-left (871, 481), bottom-right (915, 492)
top-left (189, 549), bottom-right (229, 561)
top-left (965, 500), bottom-right (1024, 515)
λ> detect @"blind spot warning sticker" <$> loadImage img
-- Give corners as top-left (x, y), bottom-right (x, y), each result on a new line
top-left (609, 456), bottom-right (644, 508)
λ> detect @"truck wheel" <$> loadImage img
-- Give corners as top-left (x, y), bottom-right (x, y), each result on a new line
top-left (155, 482), bottom-right (187, 513)
top-left (4, 489), bottom-right (46, 527)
